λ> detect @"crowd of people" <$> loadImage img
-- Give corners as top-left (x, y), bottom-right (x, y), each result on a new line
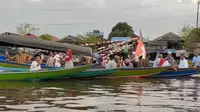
top-left (4, 47), bottom-right (200, 71)
top-left (102, 52), bottom-right (147, 69)
top-left (5, 48), bottom-right (74, 71)
top-left (153, 50), bottom-right (200, 69)
top-left (103, 50), bottom-right (200, 69)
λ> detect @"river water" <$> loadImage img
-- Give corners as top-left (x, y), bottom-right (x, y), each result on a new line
top-left (0, 77), bottom-right (199, 112)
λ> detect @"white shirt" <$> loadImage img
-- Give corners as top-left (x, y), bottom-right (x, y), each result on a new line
top-left (105, 60), bottom-right (117, 69)
top-left (30, 61), bottom-right (41, 72)
top-left (54, 54), bottom-right (61, 62)
top-left (179, 59), bottom-right (189, 68)
top-left (54, 54), bottom-right (61, 67)
top-left (153, 58), bottom-right (160, 68)
top-left (162, 61), bottom-right (170, 67)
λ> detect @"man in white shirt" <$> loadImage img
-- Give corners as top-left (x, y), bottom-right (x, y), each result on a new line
top-left (105, 55), bottom-right (117, 69)
top-left (179, 53), bottom-right (189, 68)
top-left (30, 54), bottom-right (44, 72)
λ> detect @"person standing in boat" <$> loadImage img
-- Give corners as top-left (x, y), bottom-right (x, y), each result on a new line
top-left (46, 52), bottom-right (55, 67)
top-left (5, 48), bottom-right (32, 64)
top-left (179, 53), bottom-right (189, 68)
top-left (30, 54), bottom-right (44, 71)
top-left (192, 50), bottom-right (200, 68)
top-left (105, 55), bottom-right (117, 69)
top-left (64, 49), bottom-right (74, 69)
top-left (165, 52), bottom-right (175, 66)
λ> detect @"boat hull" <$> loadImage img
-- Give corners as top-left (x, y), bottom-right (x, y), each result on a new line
top-left (66, 68), bottom-right (119, 78)
top-left (98, 67), bottom-right (167, 78)
top-left (0, 60), bottom-right (60, 68)
top-left (0, 65), bottom-right (92, 81)
top-left (148, 68), bottom-right (197, 78)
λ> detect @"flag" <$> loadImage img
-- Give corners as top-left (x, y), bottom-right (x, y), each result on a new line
top-left (136, 30), bottom-right (146, 59)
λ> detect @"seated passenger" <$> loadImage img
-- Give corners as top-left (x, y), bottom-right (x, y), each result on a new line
top-left (5, 48), bottom-right (32, 64)
top-left (158, 54), bottom-right (165, 67)
top-left (105, 55), bottom-right (117, 69)
top-left (178, 53), bottom-right (189, 68)
top-left (192, 50), bottom-right (200, 68)
top-left (122, 59), bottom-right (133, 68)
top-left (162, 60), bottom-right (170, 67)
top-left (30, 54), bottom-right (44, 72)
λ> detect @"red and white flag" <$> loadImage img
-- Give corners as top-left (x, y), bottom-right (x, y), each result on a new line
top-left (136, 30), bottom-right (146, 59)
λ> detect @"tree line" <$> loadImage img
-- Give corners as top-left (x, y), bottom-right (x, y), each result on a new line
top-left (16, 22), bottom-right (135, 42)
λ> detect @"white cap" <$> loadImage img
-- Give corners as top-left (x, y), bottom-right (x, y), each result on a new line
top-left (18, 47), bottom-right (24, 51)
top-left (168, 52), bottom-right (172, 54)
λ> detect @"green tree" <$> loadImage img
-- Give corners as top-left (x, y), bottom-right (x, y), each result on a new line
top-left (16, 22), bottom-right (39, 35)
top-left (39, 34), bottom-right (52, 41)
top-left (179, 25), bottom-right (200, 51)
top-left (76, 33), bottom-right (104, 42)
top-left (108, 22), bottom-right (134, 40)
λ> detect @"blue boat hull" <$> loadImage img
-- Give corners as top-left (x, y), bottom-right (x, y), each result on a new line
top-left (151, 69), bottom-right (197, 78)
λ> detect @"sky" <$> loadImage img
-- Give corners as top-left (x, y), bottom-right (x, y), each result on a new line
top-left (0, 0), bottom-right (198, 39)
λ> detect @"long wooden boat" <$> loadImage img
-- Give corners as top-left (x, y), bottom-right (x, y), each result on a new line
top-left (0, 60), bottom-right (60, 68)
top-left (66, 68), bottom-right (119, 78)
top-left (0, 66), bottom-right (118, 79)
top-left (96, 67), bottom-right (167, 78)
top-left (147, 68), bottom-right (198, 78)
top-left (0, 65), bottom-right (92, 81)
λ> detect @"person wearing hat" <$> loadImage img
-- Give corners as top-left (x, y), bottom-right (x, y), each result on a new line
top-left (5, 48), bottom-right (32, 64)
top-left (178, 53), bottom-right (189, 68)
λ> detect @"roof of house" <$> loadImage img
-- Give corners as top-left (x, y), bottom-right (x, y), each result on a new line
top-left (153, 32), bottom-right (182, 42)
top-left (2, 32), bottom-right (20, 36)
top-left (51, 36), bottom-right (60, 41)
top-left (24, 33), bottom-right (38, 39)
top-left (58, 35), bottom-right (78, 43)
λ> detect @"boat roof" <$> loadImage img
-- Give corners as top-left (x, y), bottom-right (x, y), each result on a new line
top-left (0, 34), bottom-right (93, 56)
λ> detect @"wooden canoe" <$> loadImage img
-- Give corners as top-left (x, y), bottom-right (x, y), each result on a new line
top-left (96, 67), bottom-right (167, 78)
top-left (66, 68), bottom-right (119, 78)
top-left (0, 67), bottom-right (118, 79)
top-left (0, 60), bottom-right (62, 68)
top-left (0, 65), bottom-right (92, 81)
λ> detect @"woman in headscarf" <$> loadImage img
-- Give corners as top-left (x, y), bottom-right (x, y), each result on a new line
top-left (65, 49), bottom-right (74, 68)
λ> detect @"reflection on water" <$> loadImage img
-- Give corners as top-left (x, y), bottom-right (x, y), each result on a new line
top-left (0, 77), bottom-right (199, 112)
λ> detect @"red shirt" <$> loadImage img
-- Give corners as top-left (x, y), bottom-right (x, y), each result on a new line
top-left (158, 58), bottom-right (165, 67)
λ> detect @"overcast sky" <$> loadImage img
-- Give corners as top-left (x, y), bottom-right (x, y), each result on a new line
top-left (0, 0), bottom-right (198, 39)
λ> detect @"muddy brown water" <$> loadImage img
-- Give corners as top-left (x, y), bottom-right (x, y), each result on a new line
top-left (0, 77), bottom-right (199, 112)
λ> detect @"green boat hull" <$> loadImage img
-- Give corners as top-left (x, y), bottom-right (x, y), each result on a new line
top-left (0, 65), bottom-right (92, 81)
top-left (101, 67), bottom-right (167, 78)
top-left (66, 68), bottom-right (119, 78)
top-left (0, 62), bottom-right (29, 68)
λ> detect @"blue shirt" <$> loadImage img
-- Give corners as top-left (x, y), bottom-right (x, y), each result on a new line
top-left (192, 56), bottom-right (200, 67)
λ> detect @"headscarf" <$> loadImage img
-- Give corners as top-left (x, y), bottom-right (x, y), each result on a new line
top-left (65, 49), bottom-right (73, 62)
